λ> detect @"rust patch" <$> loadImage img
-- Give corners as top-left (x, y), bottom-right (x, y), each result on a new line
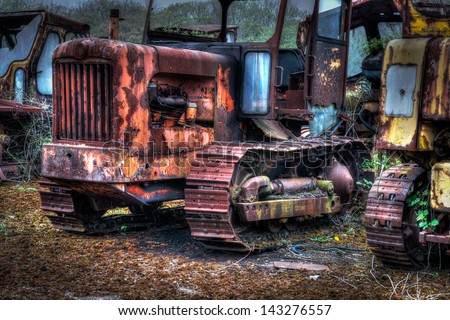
top-left (217, 65), bottom-right (234, 113)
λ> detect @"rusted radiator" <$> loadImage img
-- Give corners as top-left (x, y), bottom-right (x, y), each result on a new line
top-left (55, 62), bottom-right (112, 141)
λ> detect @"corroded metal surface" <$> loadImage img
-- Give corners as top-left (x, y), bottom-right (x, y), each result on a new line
top-left (0, 11), bottom-right (89, 102)
top-left (430, 161), bottom-right (450, 212)
top-left (307, 42), bottom-right (347, 109)
top-left (422, 38), bottom-right (450, 121)
top-left (365, 163), bottom-right (426, 267)
top-left (377, 38), bottom-right (430, 151)
top-left (394, 0), bottom-right (450, 37)
top-left (0, 98), bottom-right (44, 114)
top-left (236, 196), bottom-right (340, 222)
top-left (185, 138), bottom-right (365, 251)
top-left (39, 178), bottom-right (172, 233)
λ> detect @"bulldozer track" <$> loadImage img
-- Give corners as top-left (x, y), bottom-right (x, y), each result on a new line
top-left (185, 138), bottom-right (366, 252)
top-left (40, 137), bottom-right (366, 250)
top-left (365, 163), bottom-right (426, 267)
top-left (39, 179), bottom-right (184, 234)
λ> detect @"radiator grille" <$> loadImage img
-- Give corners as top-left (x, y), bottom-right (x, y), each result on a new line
top-left (56, 63), bottom-right (112, 141)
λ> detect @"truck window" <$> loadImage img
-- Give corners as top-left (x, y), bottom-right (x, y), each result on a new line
top-left (0, 15), bottom-right (42, 77)
top-left (36, 32), bottom-right (60, 96)
top-left (65, 32), bottom-right (87, 41)
top-left (347, 25), bottom-right (367, 77)
top-left (228, 0), bottom-right (281, 42)
top-left (280, 0), bottom-right (312, 48)
top-left (378, 22), bottom-right (402, 40)
top-left (150, 0), bottom-right (221, 38)
top-left (242, 52), bottom-right (271, 114)
top-left (318, 0), bottom-right (344, 40)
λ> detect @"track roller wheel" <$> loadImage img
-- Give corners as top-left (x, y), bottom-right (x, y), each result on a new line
top-left (267, 220), bottom-right (282, 233)
top-left (72, 194), bottom-right (106, 221)
top-left (283, 218), bottom-right (299, 231)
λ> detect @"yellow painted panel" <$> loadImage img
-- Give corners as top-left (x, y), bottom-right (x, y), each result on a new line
top-left (377, 38), bottom-right (431, 150)
top-left (431, 162), bottom-right (450, 212)
top-left (417, 123), bottom-right (435, 151)
top-left (408, 2), bottom-right (450, 37)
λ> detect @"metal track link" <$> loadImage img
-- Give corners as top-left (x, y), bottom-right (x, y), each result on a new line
top-left (365, 163), bottom-right (426, 267)
top-left (185, 143), bottom-right (250, 251)
top-left (39, 179), bottom-right (165, 234)
top-left (185, 138), bottom-right (365, 252)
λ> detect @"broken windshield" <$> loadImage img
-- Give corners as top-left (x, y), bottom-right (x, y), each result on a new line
top-left (0, 14), bottom-right (42, 77)
top-left (150, 0), bottom-right (222, 38)
top-left (150, 0), bottom-right (282, 42)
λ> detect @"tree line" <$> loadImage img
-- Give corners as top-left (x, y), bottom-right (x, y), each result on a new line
top-left (0, 0), bottom-right (306, 47)
top-left (0, 0), bottom-right (148, 43)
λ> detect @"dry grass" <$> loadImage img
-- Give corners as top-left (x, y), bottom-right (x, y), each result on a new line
top-left (0, 181), bottom-right (449, 300)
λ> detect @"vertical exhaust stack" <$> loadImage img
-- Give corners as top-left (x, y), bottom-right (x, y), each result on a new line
top-left (109, 9), bottom-right (120, 40)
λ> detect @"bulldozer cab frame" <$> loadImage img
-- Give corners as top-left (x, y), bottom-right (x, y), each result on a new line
top-left (0, 10), bottom-right (89, 105)
top-left (144, 0), bottom-right (352, 137)
top-left (0, 10), bottom-right (89, 181)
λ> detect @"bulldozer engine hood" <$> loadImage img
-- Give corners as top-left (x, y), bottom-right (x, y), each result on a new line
top-left (52, 38), bottom-right (236, 146)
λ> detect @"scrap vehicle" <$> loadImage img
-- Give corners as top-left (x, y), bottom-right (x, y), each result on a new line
top-left (39, 0), bottom-right (370, 251)
top-left (345, 0), bottom-right (402, 141)
top-left (0, 10), bottom-right (89, 180)
top-left (365, 0), bottom-right (450, 267)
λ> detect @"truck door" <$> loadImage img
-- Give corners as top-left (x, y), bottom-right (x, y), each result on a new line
top-left (305, 0), bottom-right (351, 135)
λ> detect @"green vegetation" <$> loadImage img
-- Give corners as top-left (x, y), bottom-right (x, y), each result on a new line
top-left (0, 0), bottom-right (148, 43)
top-left (14, 186), bottom-right (37, 192)
top-left (360, 34), bottom-right (400, 56)
top-left (3, 97), bottom-right (52, 181)
top-left (0, 0), bottom-right (306, 47)
top-left (0, 222), bottom-right (7, 235)
top-left (356, 152), bottom-right (401, 191)
top-left (309, 235), bottom-right (333, 243)
top-left (359, 152), bottom-right (402, 177)
top-left (406, 187), bottom-right (439, 231)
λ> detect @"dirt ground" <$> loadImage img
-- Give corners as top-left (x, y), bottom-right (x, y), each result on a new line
top-left (0, 181), bottom-right (449, 300)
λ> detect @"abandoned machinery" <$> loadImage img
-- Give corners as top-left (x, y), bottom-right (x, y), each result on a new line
top-left (39, 0), bottom-right (370, 251)
top-left (365, 0), bottom-right (450, 267)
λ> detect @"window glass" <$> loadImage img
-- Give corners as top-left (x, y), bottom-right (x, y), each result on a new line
top-left (280, 0), bottom-right (312, 48)
top-left (378, 22), bottom-right (402, 40)
top-left (14, 68), bottom-right (25, 103)
top-left (228, 0), bottom-right (281, 42)
top-left (242, 52), bottom-right (271, 115)
top-left (347, 26), bottom-right (367, 77)
top-left (0, 15), bottom-right (42, 77)
top-left (226, 31), bottom-right (235, 43)
top-left (37, 33), bottom-right (60, 96)
top-left (385, 65), bottom-right (417, 118)
top-left (65, 32), bottom-right (83, 41)
top-left (151, 0), bottom-right (221, 38)
top-left (317, 0), bottom-right (343, 40)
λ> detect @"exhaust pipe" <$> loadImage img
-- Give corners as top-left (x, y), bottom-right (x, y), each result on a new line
top-left (240, 176), bottom-right (334, 202)
top-left (109, 9), bottom-right (120, 40)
